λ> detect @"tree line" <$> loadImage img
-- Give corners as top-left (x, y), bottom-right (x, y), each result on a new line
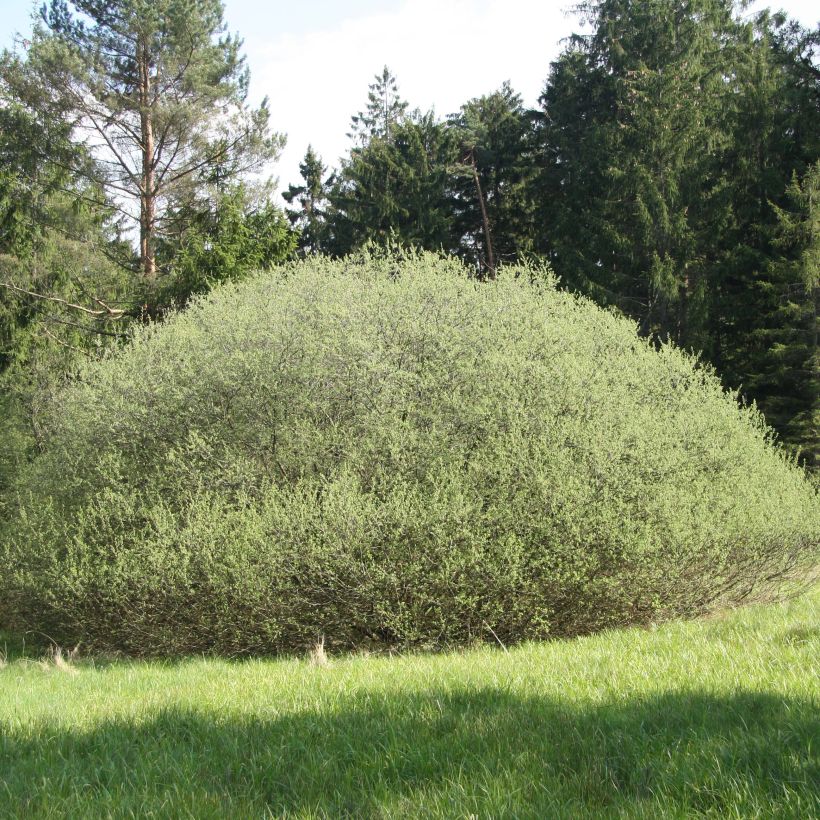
top-left (0, 0), bottom-right (817, 494)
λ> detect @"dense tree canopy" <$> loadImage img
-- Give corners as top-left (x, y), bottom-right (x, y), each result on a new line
top-left (532, 1), bottom-right (819, 464)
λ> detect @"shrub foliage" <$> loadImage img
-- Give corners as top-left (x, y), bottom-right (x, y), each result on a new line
top-left (1, 252), bottom-right (817, 655)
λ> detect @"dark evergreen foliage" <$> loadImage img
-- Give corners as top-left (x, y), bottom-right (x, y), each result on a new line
top-left (533, 1), bottom-right (819, 464)
top-left (282, 146), bottom-right (333, 255)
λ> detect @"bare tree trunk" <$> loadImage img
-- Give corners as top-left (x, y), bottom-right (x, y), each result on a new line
top-left (468, 150), bottom-right (494, 277)
top-left (138, 35), bottom-right (156, 281)
top-left (678, 270), bottom-right (690, 347)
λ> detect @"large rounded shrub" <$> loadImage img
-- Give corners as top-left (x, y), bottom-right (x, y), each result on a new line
top-left (2, 253), bottom-right (817, 654)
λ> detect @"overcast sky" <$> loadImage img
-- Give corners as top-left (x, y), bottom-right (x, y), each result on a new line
top-left (2, 0), bottom-right (818, 192)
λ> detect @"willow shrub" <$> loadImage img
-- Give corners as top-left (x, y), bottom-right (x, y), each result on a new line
top-left (2, 252), bottom-right (817, 655)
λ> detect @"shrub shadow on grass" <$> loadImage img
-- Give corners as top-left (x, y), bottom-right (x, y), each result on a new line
top-left (2, 689), bottom-right (817, 818)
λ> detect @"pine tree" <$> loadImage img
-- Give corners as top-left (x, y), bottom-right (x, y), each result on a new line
top-left (4, 0), bottom-right (283, 283)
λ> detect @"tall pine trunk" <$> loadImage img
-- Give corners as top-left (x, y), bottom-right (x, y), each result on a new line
top-left (138, 34), bottom-right (156, 281)
top-left (468, 149), bottom-right (494, 277)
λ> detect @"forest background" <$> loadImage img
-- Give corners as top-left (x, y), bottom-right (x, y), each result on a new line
top-left (0, 0), bottom-right (818, 515)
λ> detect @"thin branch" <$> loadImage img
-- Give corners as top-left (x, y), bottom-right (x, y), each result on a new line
top-left (45, 315), bottom-right (127, 337)
top-left (70, 275), bottom-right (132, 316)
top-left (160, 129), bottom-right (250, 188)
top-left (483, 622), bottom-right (509, 654)
top-left (1, 281), bottom-right (127, 318)
top-left (40, 325), bottom-right (91, 355)
top-left (80, 104), bottom-right (141, 187)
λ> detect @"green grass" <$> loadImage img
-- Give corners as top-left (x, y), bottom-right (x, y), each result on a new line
top-left (1, 591), bottom-right (818, 819)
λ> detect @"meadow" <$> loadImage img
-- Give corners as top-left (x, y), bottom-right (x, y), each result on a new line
top-left (1, 588), bottom-right (817, 818)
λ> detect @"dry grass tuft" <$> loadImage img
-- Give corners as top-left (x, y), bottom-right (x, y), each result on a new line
top-left (308, 636), bottom-right (329, 667)
top-left (40, 644), bottom-right (80, 674)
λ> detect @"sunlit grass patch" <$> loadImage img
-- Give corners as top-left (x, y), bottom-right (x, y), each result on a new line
top-left (1, 588), bottom-right (817, 818)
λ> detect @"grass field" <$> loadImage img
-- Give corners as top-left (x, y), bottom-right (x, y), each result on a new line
top-left (1, 589), bottom-right (818, 819)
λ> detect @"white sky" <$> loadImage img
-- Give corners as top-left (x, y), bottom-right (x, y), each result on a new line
top-left (3, 0), bottom-right (819, 192)
top-left (225, 0), bottom-right (818, 192)
top-left (238, 0), bottom-right (580, 189)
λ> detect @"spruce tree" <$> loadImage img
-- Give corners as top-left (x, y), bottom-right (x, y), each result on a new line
top-left (348, 66), bottom-right (408, 145)
top-left (329, 70), bottom-right (455, 255)
top-left (708, 12), bottom-right (819, 465)
top-left (536, 0), bottom-right (738, 346)
top-left (329, 112), bottom-right (456, 255)
top-left (534, 1), bottom-right (819, 461)
top-left (282, 146), bottom-right (332, 254)
top-left (761, 162), bottom-right (820, 466)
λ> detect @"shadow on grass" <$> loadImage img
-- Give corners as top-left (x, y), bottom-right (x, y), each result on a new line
top-left (1, 688), bottom-right (817, 818)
